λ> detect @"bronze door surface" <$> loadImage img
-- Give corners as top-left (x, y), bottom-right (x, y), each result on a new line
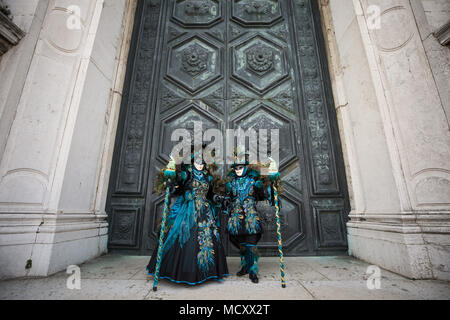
top-left (106, 0), bottom-right (350, 256)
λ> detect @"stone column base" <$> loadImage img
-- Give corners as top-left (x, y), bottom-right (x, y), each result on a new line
top-left (0, 213), bottom-right (108, 280)
top-left (347, 212), bottom-right (450, 281)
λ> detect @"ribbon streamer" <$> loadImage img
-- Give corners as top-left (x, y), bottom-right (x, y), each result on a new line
top-left (273, 185), bottom-right (286, 288)
top-left (153, 186), bottom-right (171, 291)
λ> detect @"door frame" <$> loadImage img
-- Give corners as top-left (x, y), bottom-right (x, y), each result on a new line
top-left (105, 0), bottom-right (351, 256)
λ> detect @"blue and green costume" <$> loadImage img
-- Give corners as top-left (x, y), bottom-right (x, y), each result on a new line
top-left (223, 166), bottom-right (276, 281)
top-left (146, 164), bottom-right (229, 285)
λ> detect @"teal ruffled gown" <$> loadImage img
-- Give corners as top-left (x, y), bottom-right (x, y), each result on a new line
top-left (146, 166), bottom-right (229, 285)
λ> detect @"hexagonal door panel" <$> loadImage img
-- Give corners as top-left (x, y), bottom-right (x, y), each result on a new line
top-left (232, 103), bottom-right (296, 166)
top-left (231, 35), bottom-right (289, 95)
top-left (231, 0), bottom-right (282, 26)
top-left (257, 193), bottom-right (304, 251)
top-left (159, 103), bottom-right (221, 160)
top-left (172, 0), bottom-right (223, 27)
top-left (167, 36), bottom-right (223, 94)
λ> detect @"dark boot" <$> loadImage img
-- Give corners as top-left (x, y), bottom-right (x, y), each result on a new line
top-left (245, 245), bottom-right (260, 284)
top-left (249, 272), bottom-right (259, 284)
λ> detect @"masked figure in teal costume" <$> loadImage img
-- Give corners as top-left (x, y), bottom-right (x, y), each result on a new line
top-left (146, 152), bottom-right (229, 285)
top-left (220, 151), bottom-right (279, 284)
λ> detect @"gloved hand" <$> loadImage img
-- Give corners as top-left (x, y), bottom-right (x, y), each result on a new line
top-left (163, 178), bottom-right (176, 193)
top-left (164, 154), bottom-right (177, 179)
top-left (212, 194), bottom-right (223, 204)
top-left (213, 195), bottom-right (231, 208)
top-left (222, 196), bottom-right (231, 209)
top-left (267, 157), bottom-right (280, 181)
top-left (212, 195), bottom-right (231, 211)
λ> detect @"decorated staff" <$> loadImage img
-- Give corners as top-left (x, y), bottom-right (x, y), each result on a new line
top-left (153, 155), bottom-right (176, 292)
top-left (146, 146), bottom-right (228, 290)
top-left (268, 158), bottom-right (286, 288)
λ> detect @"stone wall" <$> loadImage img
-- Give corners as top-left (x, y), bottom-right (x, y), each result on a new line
top-left (319, 0), bottom-right (450, 280)
top-left (0, 0), bottom-right (42, 164)
top-left (0, 0), bottom-right (136, 279)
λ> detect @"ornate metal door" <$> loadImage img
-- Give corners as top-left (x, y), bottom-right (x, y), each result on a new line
top-left (106, 0), bottom-right (350, 256)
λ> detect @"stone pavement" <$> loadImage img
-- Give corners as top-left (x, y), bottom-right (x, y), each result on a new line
top-left (0, 254), bottom-right (449, 300)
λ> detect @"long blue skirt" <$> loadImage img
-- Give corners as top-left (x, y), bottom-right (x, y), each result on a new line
top-left (146, 196), bottom-right (229, 286)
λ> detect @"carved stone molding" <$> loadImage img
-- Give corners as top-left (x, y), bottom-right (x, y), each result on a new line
top-left (0, 11), bottom-right (25, 55)
top-left (434, 20), bottom-right (450, 46)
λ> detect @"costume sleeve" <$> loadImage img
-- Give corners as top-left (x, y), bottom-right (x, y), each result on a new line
top-left (219, 182), bottom-right (232, 215)
top-left (169, 169), bottom-right (189, 197)
top-left (225, 182), bottom-right (232, 197)
top-left (254, 179), bottom-right (267, 201)
top-left (266, 183), bottom-right (276, 207)
top-left (254, 176), bottom-right (279, 206)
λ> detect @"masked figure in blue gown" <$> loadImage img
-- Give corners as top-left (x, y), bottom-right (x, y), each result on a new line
top-left (146, 151), bottom-right (229, 286)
